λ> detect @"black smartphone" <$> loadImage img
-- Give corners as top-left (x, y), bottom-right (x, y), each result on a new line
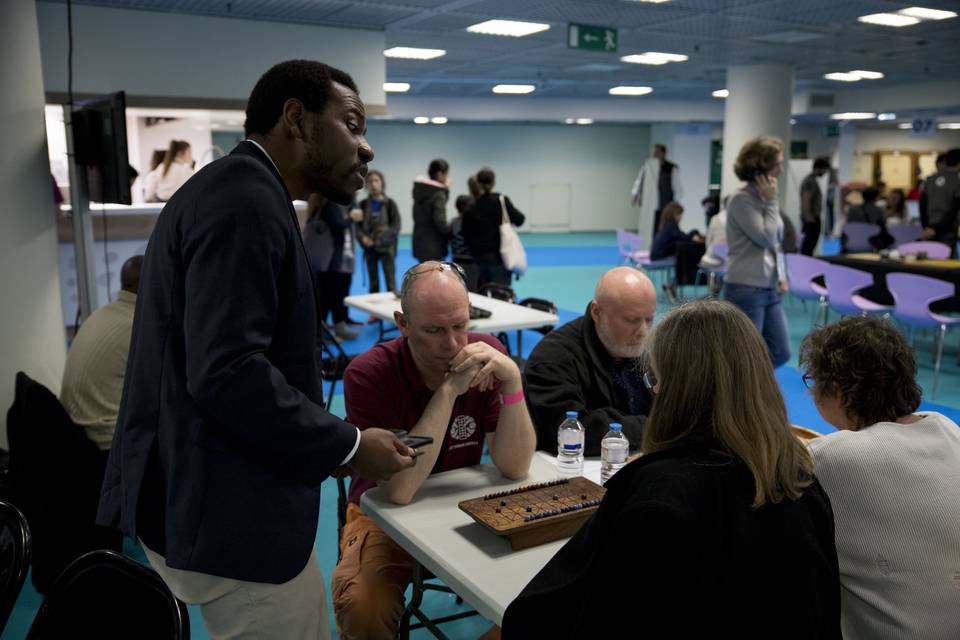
top-left (402, 435), bottom-right (434, 449)
top-left (749, 168), bottom-right (766, 182)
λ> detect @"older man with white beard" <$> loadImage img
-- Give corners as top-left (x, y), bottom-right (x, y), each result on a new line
top-left (524, 267), bottom-right (657, 456)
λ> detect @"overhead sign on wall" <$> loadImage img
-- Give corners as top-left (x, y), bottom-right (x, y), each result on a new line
top-left (567, 23), bottom-right (617, 52)
top-left (910, 117), bottom-right (935, 139)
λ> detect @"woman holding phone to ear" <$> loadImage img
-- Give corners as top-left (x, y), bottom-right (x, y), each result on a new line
top-left (723, 135), bottom-right (791, 367)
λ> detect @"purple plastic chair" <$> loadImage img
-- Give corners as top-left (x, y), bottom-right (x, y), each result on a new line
top-left (616, 228), bottom-right (650, 265)
top-left (785, 254), bottom-right (830, 327)
top-left (843, 222), bottom-right (881, 253)
top-left (887, 273), bottom-right (960, 400)
top-left (887, 223), bottom-right (922, 249)
top-left (822, 264), bottom-right (891, 317)
top-left (897, 241), bottom-right (951, 259)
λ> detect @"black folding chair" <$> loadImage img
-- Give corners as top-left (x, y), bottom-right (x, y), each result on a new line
top-left (478, 283), bottom-right (518, 355)
top-left (0, 500), bottom-right (31, 633)
top-left (317, 324), bottom-right (353, 410)
top-left (26, 550), bottom-right (189, 639)
top-left (516, 297), bottom-right (558, 358)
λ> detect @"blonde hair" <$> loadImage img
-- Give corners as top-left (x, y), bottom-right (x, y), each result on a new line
top-left (642, 300), bottom-right (813, 507)
top-left (734, 135), bottom-right (784, 182)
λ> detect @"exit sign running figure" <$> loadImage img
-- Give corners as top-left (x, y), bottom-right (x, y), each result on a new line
top-left (567, 23), bottom-right (618, 52)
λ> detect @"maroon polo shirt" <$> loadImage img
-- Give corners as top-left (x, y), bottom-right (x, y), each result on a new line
top-left (344, 333), bottom-right (504, 505)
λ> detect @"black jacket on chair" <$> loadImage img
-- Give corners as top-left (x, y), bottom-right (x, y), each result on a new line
top-left (502, 439), bottom-right (841, 639)
top-left (96, 141), bottom-right (358, 584)
top-left (6, 372), bottom-right (107, 593)
top-left (523, 303), bottom-right (650, 456)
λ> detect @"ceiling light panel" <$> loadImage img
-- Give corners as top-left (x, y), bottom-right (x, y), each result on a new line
top-left (492, 84), bottom-right (536, 94)
top-left (831, 112), bottom-right (876, 120)
top-left (857, 13), bottom-right (920, 27)
top-left (384, 47), bottom-right (446, 60)
top-left (383, 82), bottom-right (410, 93)
top-left (609, 86), bottom-right (654, 96)
top-left (712, 89), bottom-right (729, 98)
top-left (898, 7), bottom-right (957, 21)
top-left (824, 72), bottom-right (861, 82)
top-left (466, 20), bottom-right (550, 37)
top-left (850, 70), bottom-right (884, 79)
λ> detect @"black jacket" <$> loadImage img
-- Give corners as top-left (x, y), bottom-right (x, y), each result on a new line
top-left (303, 200), bottom-right (354, 274)
top-left (96, 141), bottom-right (357, 584)
top-left (502, 439), bottom-right (841, 639)
top-left (357, 197), bottom-right (401, 255)
top-left (523, 303), bottom-right (650, 456)
top-left (462, 192), bottom-right (525, 257)
top-left (412, 178), bottom-right (450, 261)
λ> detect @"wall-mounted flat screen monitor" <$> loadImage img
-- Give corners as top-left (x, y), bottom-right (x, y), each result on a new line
top-left (72, 91), bottom-right (132, 205)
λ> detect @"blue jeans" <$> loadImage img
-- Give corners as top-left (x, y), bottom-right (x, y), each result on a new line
top-left (723, 282), bottom-right (791, 367)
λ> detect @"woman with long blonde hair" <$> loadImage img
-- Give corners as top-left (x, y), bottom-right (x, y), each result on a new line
top-left (503, 300), bottom-right (840, 639)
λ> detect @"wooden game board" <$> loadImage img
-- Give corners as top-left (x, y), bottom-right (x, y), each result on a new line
top-left (458, 477), bottom-right (605, 550)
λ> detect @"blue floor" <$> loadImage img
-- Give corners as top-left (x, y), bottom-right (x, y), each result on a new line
top-left (4, 232), bottom-right (958, 639)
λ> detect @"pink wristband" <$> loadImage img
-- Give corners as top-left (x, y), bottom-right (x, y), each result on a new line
top-left (500, 389), bottom-right (525, 406)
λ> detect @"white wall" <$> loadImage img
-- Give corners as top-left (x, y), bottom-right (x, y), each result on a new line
top-left (35, 2), bottom-right (387, 108)
top-left (1, 0), bottom-right (68, 448)
top-left (363, 121), bottom-right (650, 232)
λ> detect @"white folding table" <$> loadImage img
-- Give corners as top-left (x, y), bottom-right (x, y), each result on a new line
top-left (344, 291), bottom-right (560, 344)
top-left (360, 452), bottom-right (592, 636)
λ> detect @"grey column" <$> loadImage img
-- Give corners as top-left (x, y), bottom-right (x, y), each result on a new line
top-left (0, 0), bottom-right (68, 447)
top-left (720, 64), bottom-right (794, 201)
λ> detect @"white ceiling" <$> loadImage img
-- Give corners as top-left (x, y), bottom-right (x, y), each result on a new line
top-left (47, 0), bottom-right (960, 101)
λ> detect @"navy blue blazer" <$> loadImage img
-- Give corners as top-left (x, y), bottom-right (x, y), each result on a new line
top-left (97, 141), bottom-right (358, 584)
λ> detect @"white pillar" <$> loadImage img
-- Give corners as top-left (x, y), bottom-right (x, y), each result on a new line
top-left (0, 0), bottom-right (68, 447)
top-left (721, 64), bottom-right (794, 201)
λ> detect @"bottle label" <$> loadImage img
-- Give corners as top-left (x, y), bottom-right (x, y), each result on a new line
top-left (607, 449), bottom-right (627, 463)
top-left (562, 443), bottom-right (582, 451)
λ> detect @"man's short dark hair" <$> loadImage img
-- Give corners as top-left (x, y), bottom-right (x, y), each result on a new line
top-left (428, 159), bottom-right (449, 180)
top-left (813, 157), bottom-right (831, 171)
top-left (945, 148), bottom-right (960, 167)
top-left (121, 255), bottom-right (144, 294)
top-left (935, 153), bottom-right (947, 167)
top-left (862, 186), bottom-right (880, 203)
top-left (654, 143), bottom-right (667, 154)
top-left (799, 316), bottom-right (921, 428)
top-left (244, 60), bottom-right (359, 136)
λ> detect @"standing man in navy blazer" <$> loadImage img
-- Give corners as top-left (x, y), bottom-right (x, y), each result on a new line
top-left (97, 60), bottom-right (416, 639)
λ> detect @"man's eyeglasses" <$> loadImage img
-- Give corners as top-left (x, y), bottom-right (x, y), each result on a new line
top-left (643, 370), bottom-right (657, 391)
top-left (801, 373), bottom-right (815, 390)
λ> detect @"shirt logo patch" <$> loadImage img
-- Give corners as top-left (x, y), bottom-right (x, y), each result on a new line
top-left (935, 176), bottom-right (946, 187)
top-left (450, 415), bottom-right (477, 441)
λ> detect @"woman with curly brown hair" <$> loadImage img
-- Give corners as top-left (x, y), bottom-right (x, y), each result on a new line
top-left (724, 135), bottom-right (790, 366)
top-left (801, 316), bottom-right (960, 640)
top-left (503, 300), bottom-right (840, 638)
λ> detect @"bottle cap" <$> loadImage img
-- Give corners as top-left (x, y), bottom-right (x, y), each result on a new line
top-left (565, 411), bottom-right (578, 418)
top-left (609, 422), bottom-right (622, 431)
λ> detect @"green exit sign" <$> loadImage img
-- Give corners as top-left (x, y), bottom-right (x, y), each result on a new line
top-left (567, 23), bottom-right (618, 52)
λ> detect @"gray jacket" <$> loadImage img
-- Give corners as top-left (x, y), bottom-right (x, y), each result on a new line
top-left (725, 189), bottom-right (785, 289)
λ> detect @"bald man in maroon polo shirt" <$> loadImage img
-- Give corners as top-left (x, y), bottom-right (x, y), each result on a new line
top-left (331, 261), bottom-right (536, 639)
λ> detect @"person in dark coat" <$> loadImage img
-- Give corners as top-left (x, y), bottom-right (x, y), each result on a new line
top-left (462, 167), bottom-right (525, 288)
top-left (523, 267), bottom-right (656, 456)
top-left (411, 158), bottom-right (451, 262)
top-left (504, 300), bottom-right (840, 640)
top-left (95, 60), bottom-right (415, 638)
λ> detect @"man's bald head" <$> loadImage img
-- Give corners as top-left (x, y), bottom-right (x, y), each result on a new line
top-left (399, 262), bottom-right (469, 317)
top-left (594, 267), bottom-right (656, 308)
top-left (591, 267), bottom-right (657, 359)
top-left (396, 262), bottom-right (471, 379)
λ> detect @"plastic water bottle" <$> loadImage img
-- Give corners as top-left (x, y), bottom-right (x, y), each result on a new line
top-left (601, 422), bottom-right (629, 485)
top-left (556, 411), bottom-right (584, 476)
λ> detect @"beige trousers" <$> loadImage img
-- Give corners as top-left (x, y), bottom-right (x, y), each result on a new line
top-left (143, 543), bottom-right (330, 640)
